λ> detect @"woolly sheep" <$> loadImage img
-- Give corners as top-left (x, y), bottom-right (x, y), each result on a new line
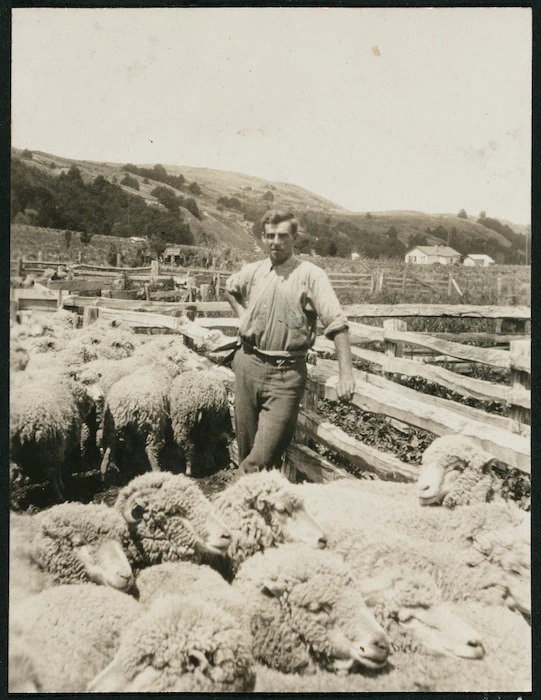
top-left (233, 543), bottom-right (390, 674)
top-left (100, 341), bottom-right (205, 476)
top-left (209, 470), bottom-right (327, 579)
top-left (114, 471), bottom-right (232, 569)
top-left (10, 585), bottom-right (255, 692)
top-left (10, 364), bottom-right (104, 498)
top-left (169, 368), bottom-right (232, 476)
top-left (417, 434), bottom-right (499, 507)
top-left (60, 319), bottom-right (139, 365)
top-left (253, 602), bottom-right (530, 692)
top-left (10, 502), bottom-right (134, 606)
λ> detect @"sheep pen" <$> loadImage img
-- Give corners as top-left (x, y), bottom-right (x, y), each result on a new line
top-left (8, 307), bottom-right (531, 692)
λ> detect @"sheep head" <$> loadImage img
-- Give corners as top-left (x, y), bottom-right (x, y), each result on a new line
top-left (33, 503), bottom-right (134, 592)
top-left (236, 544), bottom-right (389, 675)
top-left (360, 569), bottom-right (484, 660)
top-left (87, 596), bottom-right (255, 692)
top-left (417, 435), bottom-right (496, 507)
top-left (218, 471), bottom-right (327, 560)
top-left (115, 472), bottom-right (232, 566)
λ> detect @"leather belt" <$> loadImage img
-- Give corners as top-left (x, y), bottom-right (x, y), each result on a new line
top-left (241, 341), bottom-right (305, 367)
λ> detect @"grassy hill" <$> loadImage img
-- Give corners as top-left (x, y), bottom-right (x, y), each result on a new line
top-left (11, 147), bottom-right (528, 263)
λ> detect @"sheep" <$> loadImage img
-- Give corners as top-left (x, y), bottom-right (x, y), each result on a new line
top-left (60, 318), bottom-right (139, 365)
top-left (10, 364), bottom-right (104, 499)
top-left (114, 471), bottom-right (232, 570)
top-left (417, 434), bottom-right (502, 507)
top-left (233, 543), bottom-right (390, 675)
top-left (169, 368), bottom-right (232, 476)
top-left (99, 340), bottom-right (206, 476)
top-left (208, 469), bottom-right (327, 579)
top-left (253, 602), bottom-right (530, 692)
top-left (10, 502), bottom-right (134, 606)
top-left (10, 585), bottom-right (256, 692)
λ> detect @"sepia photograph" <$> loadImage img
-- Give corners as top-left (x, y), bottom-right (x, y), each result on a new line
top-left (8, 6), bottom-right (531, 693)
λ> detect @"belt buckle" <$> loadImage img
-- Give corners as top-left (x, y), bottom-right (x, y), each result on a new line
top-left (276, 358), bottom-right (287, 369)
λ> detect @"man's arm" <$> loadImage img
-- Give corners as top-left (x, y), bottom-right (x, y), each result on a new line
top-left (224, 289), bottom-right (246, 320)
top-left (332, 329), bottom-right (355, 401)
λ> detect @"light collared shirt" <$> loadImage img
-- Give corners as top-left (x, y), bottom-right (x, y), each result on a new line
top-left (225, 256), bottom-right (349, 357)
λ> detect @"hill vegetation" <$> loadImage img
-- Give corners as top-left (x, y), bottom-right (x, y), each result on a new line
top-left (11, 148), bottom-right (529, 264)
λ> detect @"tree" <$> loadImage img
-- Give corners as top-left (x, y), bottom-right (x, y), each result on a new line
top-left (262, 190), bottom-right (274, 202)
top-left (63, 231), bottom-right (72, 250)
top-left (21, 149), bottom-right (33, 160)
top-left (365, 212), bottom-right (372, 219)
top-left (80, 229), bottom-right (93, 245)
top-left (120, 174), bottom-right (140, 190)
top-left (148, 231), bottom-right (167, 259)
top-left (386, 225), bottom-right (398, 239)
top-left (457, 208), bottom-right (467, 219)
top-left (182, 197), bottom-right (201, 220)
top-left (151, 185), bottom-right (180, 212)
top-left (479, 210), bottom-right (486, 220)
top-left (188, 182), bottom-right (201, 196)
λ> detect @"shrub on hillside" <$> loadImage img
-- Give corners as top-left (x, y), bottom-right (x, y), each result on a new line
top-left (188, 182), bottom-right (201, 196)
top-left (120, 173), bottom-right (140, 190)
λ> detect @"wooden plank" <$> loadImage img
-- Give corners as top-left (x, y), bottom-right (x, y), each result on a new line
top-left (347, 321), bottom-right (519, 369)
top-left (17, 298), bottom-right (58, 312)
top-left (415, 332), bottom-right (529, 344)
top-left (63, 295), bottom-right (231, 314)
top-left (285, 442), bottom-right (353, 484)
top-left (509, 341), bottom-right (530, 427)
top-left (47, 279), bottom-right (113, 292)
top-left (307, 362), bottom-right (530, 473)
top-left (314, 337), bottom-right (530, 409)
top-left (343, 304), bottom-right (531, 320)
top-left (297, 409), bottom-right (418, 482)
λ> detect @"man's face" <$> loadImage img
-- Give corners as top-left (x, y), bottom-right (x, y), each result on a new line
top-left (262, 221), bottom-right (296, 266)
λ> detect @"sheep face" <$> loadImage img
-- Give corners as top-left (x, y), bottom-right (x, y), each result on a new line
top-left (87, 596), bottom-right (255, 692)
top-left (237, 545), bottom-right (389, 675)
top-left (116, 472), bottom-right (232, 565)
top-left (362, 570), bottom-right (485, 660)
top-left (417, 436), bottom-right (496, 507)
top-left (396, 603), bottom-right (485, 660)
top-left (222, 471), bottom-right (327, 550)
top-left (34, 503), bottom-right (134, 592)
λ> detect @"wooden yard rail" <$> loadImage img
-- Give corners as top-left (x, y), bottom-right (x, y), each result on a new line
top-left (11, 289), bottom-right (531, 483)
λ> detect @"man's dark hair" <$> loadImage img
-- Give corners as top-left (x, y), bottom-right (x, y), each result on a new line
top-left (261, 210), bottom-right (298, 236)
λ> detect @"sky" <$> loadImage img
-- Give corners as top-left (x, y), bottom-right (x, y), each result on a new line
top-left (11, 7), bottom-right (532, 225)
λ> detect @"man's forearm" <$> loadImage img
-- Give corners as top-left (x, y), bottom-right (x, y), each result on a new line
top-left (332, 329), bottom-right (355, 401)
top-left (224, 290), bottom-right (246, 319)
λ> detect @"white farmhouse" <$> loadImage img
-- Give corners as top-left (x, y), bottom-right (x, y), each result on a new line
top-left (463, 254), bottom-right (495, 267)
top-left (405, 246), bottom-right (461, 265)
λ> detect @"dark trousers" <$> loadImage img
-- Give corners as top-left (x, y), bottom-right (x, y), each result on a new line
top-left (233, 345), bottom-right (307, 474)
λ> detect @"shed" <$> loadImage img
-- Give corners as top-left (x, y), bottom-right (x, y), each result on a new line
top-left (463, 254), bottom-right (495, 267)
top-left (405, 246), bottom-right (461, 265)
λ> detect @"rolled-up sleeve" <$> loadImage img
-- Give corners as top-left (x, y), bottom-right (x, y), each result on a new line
top-left (309, 270), bottom-right (349, 338)
top-left (225, 270), bottom-right (245, 299)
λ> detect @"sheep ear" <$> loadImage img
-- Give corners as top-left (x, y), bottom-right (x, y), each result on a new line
top-left (261, 578), bottom-right (287, 598)
top-left (87, 656), bottom-right (129, 692)
top-left (481, 458), bottom-right (498, 474)
top-left (196, 410), bottom-right (203, 424)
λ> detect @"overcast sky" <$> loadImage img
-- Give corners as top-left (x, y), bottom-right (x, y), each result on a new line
top-left (12, 7), bottom-right (531, 225)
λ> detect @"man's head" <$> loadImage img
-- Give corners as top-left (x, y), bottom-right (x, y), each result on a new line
top-left (261, 210), bottom-right (298, 266)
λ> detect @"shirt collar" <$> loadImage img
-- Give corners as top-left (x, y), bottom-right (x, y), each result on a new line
top-left (267, 254), bottom-right (298, 273)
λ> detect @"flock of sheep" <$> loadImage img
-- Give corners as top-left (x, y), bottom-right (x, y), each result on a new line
top-left (9, 310), bottom-right (531, 692)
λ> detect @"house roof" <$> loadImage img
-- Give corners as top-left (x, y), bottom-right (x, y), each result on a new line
top-left (465, 254), bottom-right (495, 262)
top-left (407, 246), bottom-right (460, 257)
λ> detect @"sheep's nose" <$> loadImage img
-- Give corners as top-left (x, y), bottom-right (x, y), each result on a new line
top-left (374, 636), bottom-right (390, 654)
top-left (317, 536), bottom-right (327, 549)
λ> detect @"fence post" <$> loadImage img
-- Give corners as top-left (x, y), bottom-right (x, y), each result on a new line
top-left (200, 283), bottom-right (210, 302)
top-left (57, 288), bottom-right (64, 310)
top-left (383, 319), bottom-right (407, 380)
top-left (17, 258), bottom-right (23, 277)
top-left (150, 260), bottom-right (160, 282)
top-left (509, 339), bottom-right (530, 430)
top-left (401, 268), bottom-right (407, 295)
top-left (37, 250), bottom-right (43, 262)
top-left (116, 253), bottom-right (122, 268)
top-left (10, 291), bottom-right (19, 323)
top-left (78, 251), bottom-right (82, 264)
top-left (375, 270), bottom-right (384, 295)
top-left (144, 283), bottom-right (151, 301)
top-left (496, 275), bottom-right (502, 304)
top-left (447, 272), bottom-right (452, 297)
top-left (83, 306), bottom-right (100, 326)
top-left (369, 272), bottom-right (376, 296)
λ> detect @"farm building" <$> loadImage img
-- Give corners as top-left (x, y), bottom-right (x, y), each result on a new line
top-left (405, 246), bottom-right (461, 265)
top-left (463, 254), bottom-right (495, 267)
top-left (163, 246), bottom-right (185, 265)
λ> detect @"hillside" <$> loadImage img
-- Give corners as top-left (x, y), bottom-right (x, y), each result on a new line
top-left (11, 147), bottom-right (528, 264)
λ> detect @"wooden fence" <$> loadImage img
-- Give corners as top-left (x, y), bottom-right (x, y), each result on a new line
top-left (11, 257), bottom-right (531, 305)
top-left (16, 295), bottom-right (526, 485)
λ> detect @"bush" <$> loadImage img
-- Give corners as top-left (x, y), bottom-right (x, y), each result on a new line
top-left (457, 208), bottom-right (467, 219)
top-left (120, 173), bottom-right (140, 190)
top-left (188, 182), bottom-right (201, 196)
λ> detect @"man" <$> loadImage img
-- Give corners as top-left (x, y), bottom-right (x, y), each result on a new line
top-left (225, 209), bottom-right (355, 475)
